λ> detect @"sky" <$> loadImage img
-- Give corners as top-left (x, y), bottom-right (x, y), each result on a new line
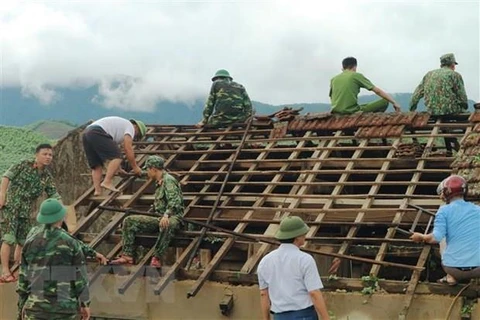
top-left (1, 0), bottom-right (479, 112)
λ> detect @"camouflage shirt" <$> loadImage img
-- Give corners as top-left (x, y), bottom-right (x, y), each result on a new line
top-left (27, 225), bottom-right (97, 259)
top-left (17, 225), bottom-right (90, 316)
top-left (202, 79), bottom-right (253, 126)
top-left (410, 67), bottom-right (468, 115)
top-left (154, 172), bottom-right (184, 217)
top-left (2, 159), bottom-right (60, 219)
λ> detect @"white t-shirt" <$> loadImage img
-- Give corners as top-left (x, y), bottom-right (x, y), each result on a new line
top-left (90, 116), bottom-right (135, 144)
top-left (257, 244), bottom-right (323, 313)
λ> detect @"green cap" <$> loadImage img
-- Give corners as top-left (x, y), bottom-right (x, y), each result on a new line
top-left (143, 155), bottom-right (165, 170)
top-left (212, 69), bottom-right (232, 81)
top-left (440, 53), bottom-right (458, 66)
top-left (130, 119), bottom-right (147, 139)
top-left (37, 199), bottom-right (67, 224)
top-left (275, 216), bottom-right (310, 240)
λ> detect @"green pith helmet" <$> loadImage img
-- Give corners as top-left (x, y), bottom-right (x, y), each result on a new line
top-left (37, 198), bottom-right (67, 224)
top-left (143, 155), bottom-right (165, 170)
top-left (130, 119), bottom-right (147, 138)
top-left (275, 216), bottom-right (310, 240)
top-left (212, 69), bottom-right (232, 81)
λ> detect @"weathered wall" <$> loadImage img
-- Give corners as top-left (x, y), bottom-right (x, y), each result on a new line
top-left (51, 122), bottom-right (91, 206)
top-left (2, 277), bottom-right (477, 320)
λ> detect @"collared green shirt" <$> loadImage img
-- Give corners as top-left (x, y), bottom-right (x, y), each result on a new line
top-left (330, 70), bottom-right (375, 114)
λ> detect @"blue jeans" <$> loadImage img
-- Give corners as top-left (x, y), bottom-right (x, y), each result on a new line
top-left (273, 306), bottom-right (318, 320)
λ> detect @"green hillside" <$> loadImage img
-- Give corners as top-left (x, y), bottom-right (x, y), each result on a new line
top-left (0, 126), bottom-right (52, 174)
top-left (25, 120), bottom-right (77, 139)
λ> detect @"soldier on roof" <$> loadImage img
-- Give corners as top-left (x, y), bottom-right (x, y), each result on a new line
top-left (0, 143), bottom-right (60, 284)
top-left (82, 116), bottom-right (147, 195)
top-left (196, 69), bottom-right (253, 127)
top-left (111, 156), bottom-right (184, 268)
top-left (410, 53), bottom-right (468, 115)
top-left (329, 57), bottom-right (401, 115)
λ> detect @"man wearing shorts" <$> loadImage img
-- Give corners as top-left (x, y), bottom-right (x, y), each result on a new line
top-left (0, 143), bottom-right (60, 283)
top-left (82, 116), bottom-right (147, 195)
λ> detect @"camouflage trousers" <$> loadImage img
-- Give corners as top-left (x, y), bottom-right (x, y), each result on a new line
top-left (23, 310), bottom-right (78, 320)
top-left (207, 113), bottom-right (249, 127)
top-left (122, 215), bottom-right (181, 259)
top-left (0, 214), bottom-right (33, 246)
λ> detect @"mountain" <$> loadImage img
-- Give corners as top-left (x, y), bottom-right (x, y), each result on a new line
top-left (0, 126), bottom-right (52, 174)
top-left (25, 120), bottom-right (77, 139)
top-left (0, 86), bottom-right (475, 127)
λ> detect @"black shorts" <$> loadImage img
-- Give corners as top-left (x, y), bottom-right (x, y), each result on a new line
top-left (82, 125), bottom-right (122, 168)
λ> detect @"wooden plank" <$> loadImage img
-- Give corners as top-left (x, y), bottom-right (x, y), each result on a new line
top-left (325, 135), bottom-right (404, 271)
top-left (370, 119), bottom-right (442, 276)
top-left (398, 245), bottom-right (431, 319)
top-left (186, 131), bottom-right (317, 297)
top-left (241, 131), bottom-right (344, 273)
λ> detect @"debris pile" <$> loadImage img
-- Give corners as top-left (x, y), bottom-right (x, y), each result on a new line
top-left (394, 143), bottom-right (425, 159)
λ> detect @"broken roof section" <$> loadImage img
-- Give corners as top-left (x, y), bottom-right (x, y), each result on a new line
top-left (67, 110), bottom-right (476, 317)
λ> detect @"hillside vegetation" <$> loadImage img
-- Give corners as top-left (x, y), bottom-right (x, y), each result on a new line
top-left (0, 126), bottom-right (52, 174)
top-left (25, 120), bottom-right (77, 139)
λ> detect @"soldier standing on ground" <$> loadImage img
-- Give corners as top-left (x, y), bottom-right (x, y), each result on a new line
top-left (0, 143), bottom-right (60, 283)
top-left (82, 116), bottom-right (147, 196)
top-left (196, 69), bottom-right (253, 127)
top-left (111, 155), bottom-right (184, 268)
top-left (17, 199), bottom-right (91, 320)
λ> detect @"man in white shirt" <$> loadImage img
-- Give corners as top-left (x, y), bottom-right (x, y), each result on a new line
top-left (82, 116), bottom-right (147, 195)
top-left (257, 216), bottom-right (330, 320)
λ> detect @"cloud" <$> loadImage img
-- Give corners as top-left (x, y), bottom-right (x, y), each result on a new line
top-left (1, 0), bottom-right (479, 111)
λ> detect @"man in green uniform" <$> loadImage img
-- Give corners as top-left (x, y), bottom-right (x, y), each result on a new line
top-left (196, 69), bottom-right (253, 127)
top-left (0, 144), bottom-right (60, 283)
top-left (17, 198), bottom-right (90, 320)
top-left (329, 57), bottom-right (401, 114)
top-left (410, 53), bottom-right (468, 115)
top-left (111, 155), bottom-right (184, 268)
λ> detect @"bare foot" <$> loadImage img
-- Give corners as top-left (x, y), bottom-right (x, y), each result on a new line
top-left (94, 189), bottom-right (103, 196)
top-left (100, 182), bottom-right (120, 193)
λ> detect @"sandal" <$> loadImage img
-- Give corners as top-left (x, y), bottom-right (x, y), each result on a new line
top-left (110, 255), bottom-right (134, 265)
top-left (0, 273), bottom-right (17, 283)
top-left (437, 276), bottom-right (457, 286)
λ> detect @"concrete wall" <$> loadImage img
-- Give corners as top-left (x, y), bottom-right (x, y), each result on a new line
top-left (1, 276), bottom-right (478, 320)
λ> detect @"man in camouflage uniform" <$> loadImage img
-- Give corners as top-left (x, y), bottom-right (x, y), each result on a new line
top-left (17, 198), bottom-right (90, 320)
top-left (410, 53), bottom-right (469, 154)
top-left (111, 155), bottom-right (184, 267)
top-left (0, 143), bottom-right (61, 283)
top-left (196, 69), bottom-right (253, 127)
top-left (410, 53), bottom-right (468, 115)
